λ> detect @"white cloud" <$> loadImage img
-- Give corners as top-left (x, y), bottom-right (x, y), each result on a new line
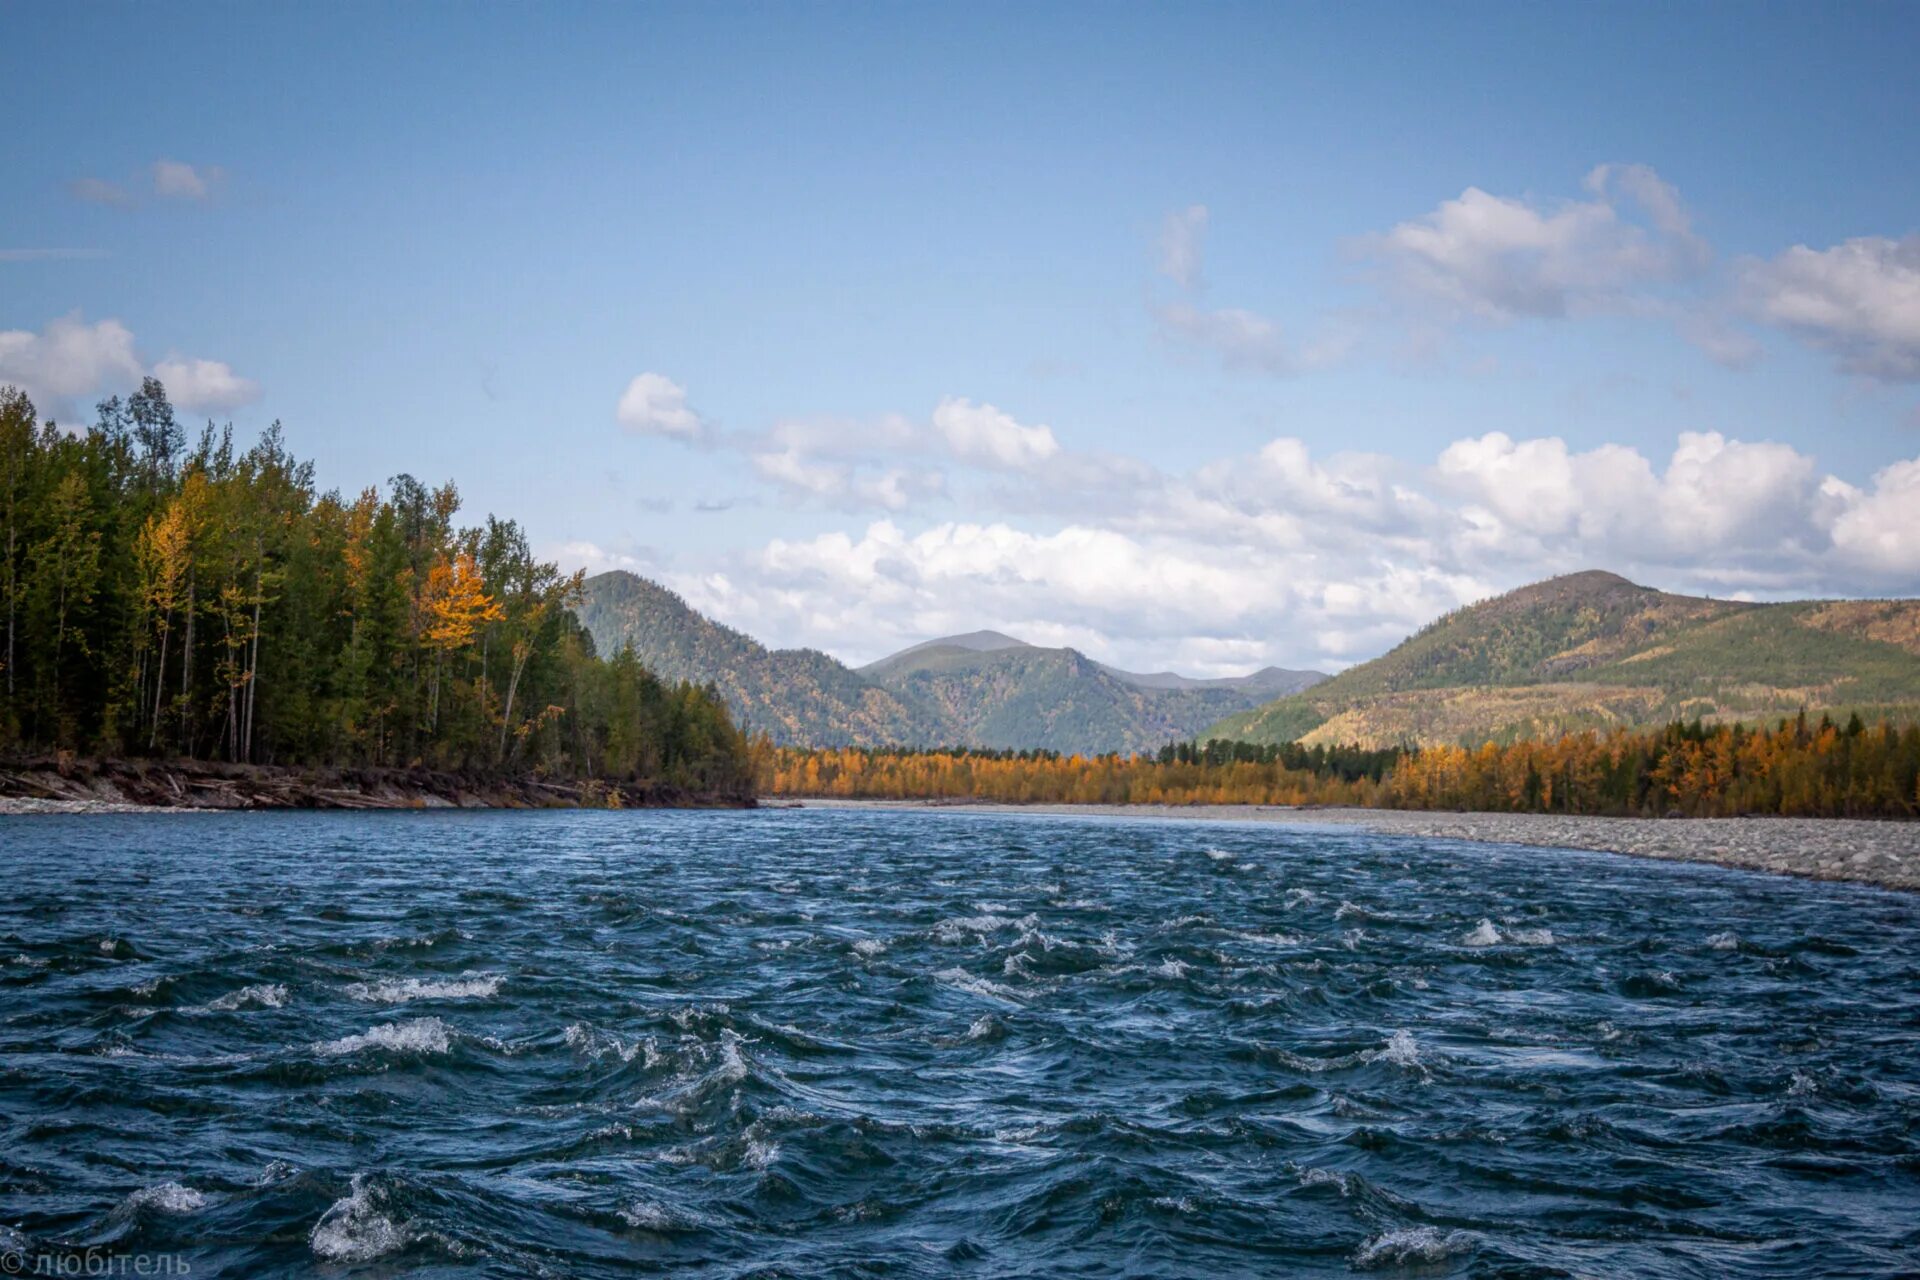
top-left (1147, 204), bottom-right (1348, 376)
top-left (748, 448), bottom-right (932, 511)
top-left (657, 423), bottom-right (1920, 672)
top-left (930, 397), bottom-right (1060, 469)
top-left (151, 357), bottom-right (260, 412)
top-left (69, 177), bottom-right (132, 206)
top-left (0, 313), bottom-right (142, 411)
top-left (1363, 166), bottom-right (1704, 321)
top-left (551, 540), bottom-right (650, 577)
top-left (0, 313), bottom-right (258, 422)
top-left (616, 372), bottom-right (709, 441)
top-left (1158, 204), bottom-right (1209, 289)
top-left (152, 159), bottom-right (221, 201)
top-left (1153, 301), bottom-right (1301, 374)
top-left (1740, 235), bottom-right (1920, 380)
top-left (1829, 458), bottom-right (1920, 575)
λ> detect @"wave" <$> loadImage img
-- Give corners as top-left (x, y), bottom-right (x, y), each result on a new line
top-left (310, 1175), bottom-right (411, 1263)
top-left (933, 967), bottom-right (1025, 1003)
top-left (1353, 1226), bottom-right (1478, 1268)
top-left (1463, 919), bottom-right (1555, 947)
top-left (122, 1182), bottom-right (208, 1215)
top-left (343, 972), bottom-right (501, 1003)
top-left (206, 983), bottom-right (289, 1011)
top-left (315, 1017), bottom-right (454, 1057)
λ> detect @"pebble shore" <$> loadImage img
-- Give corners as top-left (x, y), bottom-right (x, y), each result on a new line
top-left (791, 799), bottom-right (1920, 892)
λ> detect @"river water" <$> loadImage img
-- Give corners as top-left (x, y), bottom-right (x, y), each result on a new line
top-left (2, 808), bottom-right (1916, 1277)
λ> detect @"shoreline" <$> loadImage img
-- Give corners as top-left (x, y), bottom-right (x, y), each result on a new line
top-left (781, 798), bottom-right (1920, 892)
top-left (0, 757), bottom-right (753, 814)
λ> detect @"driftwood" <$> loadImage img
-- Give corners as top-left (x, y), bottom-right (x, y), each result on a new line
top-left (0, 756), bottom-right (753, 812)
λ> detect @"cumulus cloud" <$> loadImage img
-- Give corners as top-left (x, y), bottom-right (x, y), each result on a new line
top-left (0, 314), bottom-right (143, 411)
top-left (930, 397), bottom-right (1060, 469)
top-left (0, 314), bottom-right (257, 422)
top-left (1740, 235), bottom-right (1920, 381)
top-left (1828, 458), bottom-right (1920, 576)
top-left (1362, 165), bottom-right (1706, 322)
top-left (151, 159), bottom-right (221, 201)
top-left (642, 423), bottom-right (1920, 672)
top-left (151, 356), bottom-right (260, 412)
top-left (617, 372), bottom-right (709, 441)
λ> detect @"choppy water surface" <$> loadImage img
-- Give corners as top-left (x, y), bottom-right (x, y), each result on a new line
top-left (3, 809), bottom-right (1918, 1277)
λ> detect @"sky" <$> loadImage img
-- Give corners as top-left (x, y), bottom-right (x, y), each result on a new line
top-left (4, 2), bottom-right (1919, 675)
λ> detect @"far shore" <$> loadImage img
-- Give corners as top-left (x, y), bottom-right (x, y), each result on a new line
top-left (779, 797), bottom-right (1920, 893)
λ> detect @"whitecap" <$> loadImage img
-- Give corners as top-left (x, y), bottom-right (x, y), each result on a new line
top-left (1462, 919), bottom-right (1503, 947)
top-left (315, 1017), bottom-right (453, 1057)
top-left (125, 1182), bottom-right (207, 1214)
top-left (619, 1199), bottom-right (682, 1230)
top-left (207, 983), bottom-right (289, 1011)
top-left (963, 1014), bottom-right (1005, 1042)
top-left (342, 972), bottom-right (501, 1003)
top-left (851, 938), bottom-right (887, 958)
top-left (310, 1176), bottom-right (410, 1263)
top-left (1373, 1029), bottom-right (1422, 1069)
top-left (1507, 927), bottom-right (1555, 946)
top-left (933, 967), bottom-right (1024, 1002)
top-left (1203, 848), bottom-right (1234, 862)
top-left (1295, 1166), bottom-right (1353, 1195)
top-left (1707, 931), bottom-right (1740, 951)
top-left (1154, 958), bottom-right (1191, 979)
top-left (1353, 1226), bottom-right (1476, 1269)
top-left (931, 913), bottom-right (1034, 944)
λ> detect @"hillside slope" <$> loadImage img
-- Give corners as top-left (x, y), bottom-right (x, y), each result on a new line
top-left (575, 577), bottom-right (1323, 752)
top-left (574, 572), bottom-right (949, 746)
top-left (1208, 571), bottom-right (1920, 748)
top-left (859, 642), bottom-right (1277, 755)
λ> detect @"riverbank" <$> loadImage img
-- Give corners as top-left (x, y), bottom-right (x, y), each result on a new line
top-left (783, 798), bottom-right (1920, 892)
top-left (0, 757), bottom-right (753, 813)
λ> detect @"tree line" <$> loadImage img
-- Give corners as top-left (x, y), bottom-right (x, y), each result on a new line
top-left (0, 381), bottom-right (753, 796)
top-left (761, 713), bottom-right (1920, 818)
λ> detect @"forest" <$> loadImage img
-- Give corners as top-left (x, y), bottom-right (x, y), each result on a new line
top-left (761, 714), bottom-right (1920, 818)
top-left (0, 381), bottom-right (754, 798)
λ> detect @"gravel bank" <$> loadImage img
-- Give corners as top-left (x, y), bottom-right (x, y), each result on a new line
top-left (788, 799), bottom-right (1920, 892)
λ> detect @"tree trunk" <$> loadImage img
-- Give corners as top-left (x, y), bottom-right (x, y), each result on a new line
top-left (244, 562), bottom-right (262, 761)
top-left (180, 574), bottom-right (194, 756)
top-left (498, 647), bottom-right (529, 763)
top-left (149, 623), bottom-right (169, 750)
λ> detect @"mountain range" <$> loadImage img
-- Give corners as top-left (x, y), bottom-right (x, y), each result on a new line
top-left (576, 569), bottom-right (1920, 753)
top-left (1205, 570), bottom-right (1920, 747)
top-left (572, 572), bottom-right (1323, 753)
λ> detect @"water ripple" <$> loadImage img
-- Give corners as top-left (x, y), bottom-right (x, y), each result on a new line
top-left (1, 807), bottom-right (1917, 1276)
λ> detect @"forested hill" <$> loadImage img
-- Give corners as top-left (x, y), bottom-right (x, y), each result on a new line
top-left (573, 572), bottom-right (1320, 752)
top-left (0, 382), bottom-right (753, 798)
top-left (1207, 570), bottom-right (1920, 748)
top-left (855, 640), bottom-right (1321, 755)
top-left (573, 571), bottom-right (941, 746)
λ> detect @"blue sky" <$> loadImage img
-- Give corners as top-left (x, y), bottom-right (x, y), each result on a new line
top-left (5, 2), bottom-right (1918, 672)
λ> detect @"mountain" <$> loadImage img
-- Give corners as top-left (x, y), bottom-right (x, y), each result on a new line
top-left (573, 575), bottom-right (1325, 752)
top-left (1206, 570), bottom-right (1920, 748)
top-left (854, 639), bottom-right (1313, 755)
top-left (573, 572), bottom-right (946, 745)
